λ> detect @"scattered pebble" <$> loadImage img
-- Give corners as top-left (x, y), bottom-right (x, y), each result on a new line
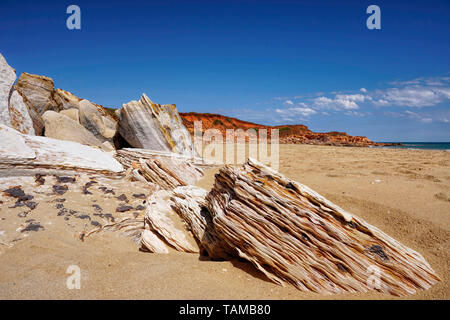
top-left (3, 186), bottom-right (34, 202)
top-left (55, 176), bottom-right (76, 184)
top-left (52, 185), bottom-right (68, 195)
top-left (34, 174), bottom-right (45, 186)
top-left (116, 205), bottom-right (134, 213)
top-left (117, 194), bottom-right (129, 203)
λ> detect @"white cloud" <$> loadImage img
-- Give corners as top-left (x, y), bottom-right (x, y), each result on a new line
top-left (313, 95), bottom-right (362, 110)
top-left (276, 107), bottom-right (317, 117)
top-left (284, 100), bottom-right (294, 105)
top-left (421, 118), bottom-right (433, 123)
top-left (360, 88), bottom-right (367, 93)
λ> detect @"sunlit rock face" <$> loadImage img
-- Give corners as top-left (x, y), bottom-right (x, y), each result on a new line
top-left (8, 90), bottom-right (35, 135)
top-left (0, 124), bottom-right (124, 174)
top-left (42, 110), bottom-right (105, 150)
top-left (15, 72), bottom-right (59, 115)
top-left (117, 94), bottom-right (194, 156)
top-left (118, 94), bottom-right (193, 155)
top-left (0, 54), bottom-right (37, 135)
top-left (0, 54), bottom-right (15, 128)
top-left (78, 99), bottom-right (116, 143)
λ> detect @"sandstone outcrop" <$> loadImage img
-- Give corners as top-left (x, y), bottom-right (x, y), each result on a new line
top-left (8, 90), bottom-right (35, 135)
top-left (115, 148), bottom-right (203, 189)
top-left (79, 99), bottom-right (116, 142)
top-left (0, 54), bottom-right (16, 128)
top-left (15, 72), bottom-right (58, 115)
top-left (117, 94), bottom-right (193, 155)
top-left (205, 159), bottom-right (439, 296)
top-left (181, 112), bottom-right (400, 147)
top-left (42, 111), bottom-right (106, 150)
top-left (59, 108), bottom-right (79, 122)
top-left (54, 88), bottom-right (82, 110)
top-left (0, 124), bottom-right (124, 174)
top-left (143, 189), bottom-right (199, 253)
top-left (0, 54), bottom-right (38, 135)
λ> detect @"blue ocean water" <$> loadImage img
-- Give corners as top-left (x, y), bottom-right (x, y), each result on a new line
top-left (380, 142), bottom-right (450, 150)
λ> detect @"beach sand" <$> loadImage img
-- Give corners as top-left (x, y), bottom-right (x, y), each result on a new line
top-left (0, 144), bottom-right (449, 299)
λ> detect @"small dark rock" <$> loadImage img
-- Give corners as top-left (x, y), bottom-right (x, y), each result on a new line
top-left (117, 194), bottom-right (129, 203)
top-left (56, 203), bottom-right (64, 209)
top-left (21, 222), bottom-right (44, 232)
top-left (76, 214), bottom-right (91, 220)
top-left (116, 205), bottom-right (133, 213)
top-left (55, 176), bottom-right (76, 184)
top-left (52, 185), bottom-right (68, 195)
top-left (91, 221), bottom-right (102, 227)
top-left (135, 205), bottom-right (145, 211)
top-left (3, 186), bottom-right (34, 202)
top-left (82, 181), bottom-right (96, 195)
top-left (133, 193), bottom-right (146, 199)
top-left (25, 202), bottom-right (38, 210)
top-left (35, 174), bottom-right (45, 186)
top-left (54, 198), bottom-right (66, 203)
top-left (9, 201), bottom-right (26, 209)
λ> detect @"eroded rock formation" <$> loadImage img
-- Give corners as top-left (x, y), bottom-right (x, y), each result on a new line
top-left (0, 54), bottom-right (16, 128)
top-left (117, 94), bottom-right (194, 155)
top-left (115, 148), bottom-right (203, 189)
top-left (15, 72), bottom-right (59, 115)
top-left (0, 124), bottom-right (124, 174)
top-left (0, 54), bottom-right (37, 135)
top-left (181, 112), bottom-right (400, 147)
top-left (42, 110), bottom-right (107, 150)
top-left (205, 159), bottom-right (439, 296)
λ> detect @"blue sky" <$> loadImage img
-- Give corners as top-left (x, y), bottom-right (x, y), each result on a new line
top-left (1, 0), bottom-right (449, 141)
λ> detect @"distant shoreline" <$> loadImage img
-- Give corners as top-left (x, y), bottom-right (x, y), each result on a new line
top-left (374, 142), bottom-right (450, 151)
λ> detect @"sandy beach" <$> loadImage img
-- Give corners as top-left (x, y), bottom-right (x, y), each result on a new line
top-left (0, 144), bottom-right (449, 300)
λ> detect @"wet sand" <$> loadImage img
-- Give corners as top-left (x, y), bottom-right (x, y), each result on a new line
top-left (0, 144), bottom-right (449, 299)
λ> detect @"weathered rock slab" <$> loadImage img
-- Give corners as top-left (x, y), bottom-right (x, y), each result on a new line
top-left (0, 53), bottom-right (16, 128)
top-left (206, 158), bottom-right (440, 296)
top-left (0, 124), bottom-right (124, 174)
top-left (42, 111), bottom-right (105, 149)
top-left (117, 94), bottom-right (193, 155)
top-left (15, 72), bottom-right (58, 115)
top-left (8, 90), bottom-right (35, 135)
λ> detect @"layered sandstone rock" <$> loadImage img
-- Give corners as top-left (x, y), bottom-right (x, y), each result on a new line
top-left (15, 72), bottom-right (59, 115)
top-left (180, 112), bottom-right (398, 147)
top-left (117, 94), bottom-right (193, 155)
top-left (59, 108), bottom-right (79, 122)
top-left (54, 88), bottom-right (82, 110)
top-left (0, 124), bottom-right (123, 174)
top-left (0, 54), bottom-right (15, 128)
top-left (79, 99), bottom-right (116, 142)
top-left (205, 159), bottom-right (439, 296)
top-left (0, 54), bottom-right (38, 135)
top-left (8, 90), bottom-right (35, 135)
top-left (115, 148), bottom-right (203, 189)
top-left (42, 111), bottom-right (105, 150)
